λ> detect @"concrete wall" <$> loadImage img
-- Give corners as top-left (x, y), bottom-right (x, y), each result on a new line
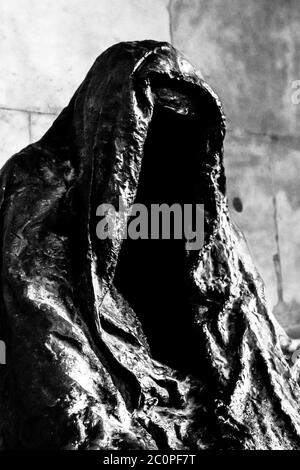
top-left (1, 0), bottom-right (300, 326)
top-left (0, 0), bottom-right (170, 165)
top-left (170, 0), bottom-right (300, 326)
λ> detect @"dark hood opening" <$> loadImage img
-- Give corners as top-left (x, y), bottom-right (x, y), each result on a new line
top-left (113, 87), bottom-right (212, 374)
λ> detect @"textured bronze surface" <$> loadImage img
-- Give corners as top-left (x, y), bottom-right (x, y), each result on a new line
top-left (0, 41), bottom-right (300, 449)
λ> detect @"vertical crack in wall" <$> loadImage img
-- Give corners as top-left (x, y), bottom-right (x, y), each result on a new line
top-left (0, 105), bottom-right (58, 152)
top-left (27, 112), bottom-right (32, 143)
top-left (167, 0), bottom-right (174, 45)
top-left (268, 150), bottom-right (284, 303)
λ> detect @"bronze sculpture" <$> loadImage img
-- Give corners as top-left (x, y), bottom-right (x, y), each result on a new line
top-left (0, 40), bottom-right (300, 449)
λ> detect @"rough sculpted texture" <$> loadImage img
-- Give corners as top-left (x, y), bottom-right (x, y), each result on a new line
top-left (0, 41), bottom-right (300, 449)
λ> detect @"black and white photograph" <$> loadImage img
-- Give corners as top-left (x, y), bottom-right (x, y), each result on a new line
top-left (0, 0), bottom-right (300, 457)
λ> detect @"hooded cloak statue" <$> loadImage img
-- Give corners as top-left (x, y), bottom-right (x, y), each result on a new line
top-left (0, 40), bottom-right (300, 450)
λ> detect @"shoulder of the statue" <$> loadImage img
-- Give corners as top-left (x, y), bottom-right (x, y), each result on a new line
top-left (0, 144), bottom-right (40, 205)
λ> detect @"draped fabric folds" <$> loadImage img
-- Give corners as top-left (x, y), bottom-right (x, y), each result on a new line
top-left (0, 41), bottom-right (299, 449)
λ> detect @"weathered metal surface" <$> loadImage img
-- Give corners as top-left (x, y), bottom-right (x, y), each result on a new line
top-left (0, 40), bottom-right (300, 449)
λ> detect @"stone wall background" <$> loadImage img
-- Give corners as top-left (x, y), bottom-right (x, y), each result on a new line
top-left (0, 0), bottom-right (170, 164)
top-left (1, 0), bottom-right (299, 328)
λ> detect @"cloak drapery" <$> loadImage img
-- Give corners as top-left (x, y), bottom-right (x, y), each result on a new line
top-left (0, 40), bottom-right (300, 449)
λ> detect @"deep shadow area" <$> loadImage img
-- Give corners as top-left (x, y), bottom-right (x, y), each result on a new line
top-left (114, 95), bottom-right (208, 375)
